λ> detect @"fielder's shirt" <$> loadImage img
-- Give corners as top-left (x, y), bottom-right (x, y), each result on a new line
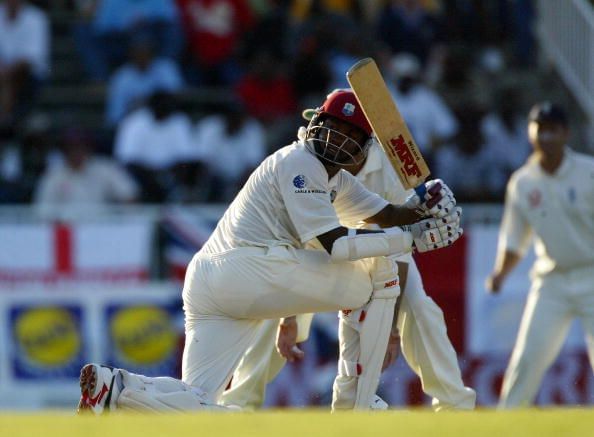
top-left (498, 148), bottom-right (594, 276)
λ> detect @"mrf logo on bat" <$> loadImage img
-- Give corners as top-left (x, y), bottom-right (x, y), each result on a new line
top-left (388, 134), bottom-right (423, 178)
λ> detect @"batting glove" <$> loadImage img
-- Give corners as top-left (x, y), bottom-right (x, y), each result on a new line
top-left (404, 179), bottom-right (457, 219)
top-left (401, 207), bottom-right (463, 253)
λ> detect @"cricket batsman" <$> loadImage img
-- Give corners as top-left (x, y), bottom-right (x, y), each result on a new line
top-left (221, 91), bottom-right (475, 411)
top-left (77, 90), bottom-right (462, 413)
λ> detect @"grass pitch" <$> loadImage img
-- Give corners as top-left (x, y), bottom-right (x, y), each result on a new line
top-left (1, 408), bottom-right (592, 437)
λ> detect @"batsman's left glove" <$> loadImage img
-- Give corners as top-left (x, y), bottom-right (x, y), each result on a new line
top-left (401, 207), bottom-right (462, 253)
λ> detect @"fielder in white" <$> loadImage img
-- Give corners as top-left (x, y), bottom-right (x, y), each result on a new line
top-left (77, 90), bottom-right (463, 414)
top-left (220, 103), bottom-right (475, 411)
top-left (486, 102), bottom-right (594, 408)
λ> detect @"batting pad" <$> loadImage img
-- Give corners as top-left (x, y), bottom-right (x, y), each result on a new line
top-left (116, 370), bottom-right (230, 412)
top-left (332, 257), bottom-right (399, 410)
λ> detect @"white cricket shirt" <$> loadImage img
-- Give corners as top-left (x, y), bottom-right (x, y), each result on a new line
top-left (114, 108), bottom-right (194, 170)
top-left (498, 148), bottom-right (594, 276)
top-left (34, 157), bottom-right (139, 218)
top-left (0, 4), bottom-right (49, 78)
top-left (192, 115), bottom-right (266, 183)
top-left (354, 143), bottom-right (411, 207)
top-left (202, 142), bottom-right (389, 253)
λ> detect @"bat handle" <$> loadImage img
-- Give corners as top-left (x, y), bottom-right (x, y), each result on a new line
top-left (414, 184), bottom-right (427, 202)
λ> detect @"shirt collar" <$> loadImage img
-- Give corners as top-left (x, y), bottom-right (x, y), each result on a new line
top-left (530, 146), bottom-right (573, 178)
top-left (358, 144), bottom-right (383, 178)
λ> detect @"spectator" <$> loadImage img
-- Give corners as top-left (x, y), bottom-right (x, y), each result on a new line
top-left (0, 135), bottom-right (22, 202)
top-left (0, 0), bottom-right (49, 127)
top-left (242, 0), bottom-right (293, 63)
top-left (72, 0), bottom-right (106, 82)
top-left (73, 0), bottom-right (182, 82)
top-left (291, 36), bottom-right (331, 108)
top-left (176, 0), bottom-right (254, 86)
top-left (441, 0), bottom-right (501, 46)
top-left (290, 0), bottom-right (364, 23)
top-left (235, 50), bottom-right (297, 123)
top-left (191, 101), bottom-right (266, 202)
top-left (386, 53), bottom-right (458, 159)
top-left (113, 91), bottom-right (194, 202)
top-left (289, 0), bottom-right (361, 61)
top-left (34, 128), bottom-right (139, 218)
top-left (434, 44), bottom-right (489, 114)
top-left (106, 34), bottom-right (184, 126)
top-left (0, 112), bottom-right (59, 203)
top-left (375, 0), bottom-right (441, 66)
top-left (326, 30), bottom-right (373, 91)
top-left (480, 86), bottom-right (531, 176)
top-left (433, 108), bottom-right (506, 202)
top-left (510, 0), bottom-right (535, 67)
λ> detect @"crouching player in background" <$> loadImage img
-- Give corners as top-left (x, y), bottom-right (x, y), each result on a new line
top-left (77, 90), bottom-right (463, 414)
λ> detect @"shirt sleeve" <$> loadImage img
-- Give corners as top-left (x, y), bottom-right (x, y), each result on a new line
top-left (21, 10), bottom-right (49, 77)
top-left (243, 121), bottom-right (266, 167)
top-left (156, 59), bottom-right (184, 90)
top-left (498, 176), bottom-right (532, 256)
top-left (102, 161), bottom-right (139, 201)
top-left (333, 171), bottom-right (389, 225)
top-left (33, 169), bottom-right (62, 217)
top-left (113, 114), bottom-right (142, 164)
top-left (106, 71), bottom-right (129, 126)
top-left (277, 151), bottom-right (341, 243)
top-left (427, 91), bottom-right (459, 139)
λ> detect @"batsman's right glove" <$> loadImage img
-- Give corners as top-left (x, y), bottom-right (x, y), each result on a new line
top-left (401, 207), bottom-right (462, 253)
top-left (404, 178), bottom-right (457, 219)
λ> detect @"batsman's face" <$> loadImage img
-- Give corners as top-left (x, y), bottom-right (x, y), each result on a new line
top-left (308, 116), bottom-right (369, 166)
top-left (528, 121), bottom-right (568, 156)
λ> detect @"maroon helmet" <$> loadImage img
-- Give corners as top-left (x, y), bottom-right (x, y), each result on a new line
top-left (303, 89), bottom-right (373, 165)
top-left (315, 89), bottom-right (372, 135)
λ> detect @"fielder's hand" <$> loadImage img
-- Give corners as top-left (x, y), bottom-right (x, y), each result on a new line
top-left (401, 207), bottom-right (462, 253)
top-left (276, 317), bottom-right (305, 362)
top-left (485, 272), bottom-right (504, 294)
top-left (405, 179), bottom-right (456, 219)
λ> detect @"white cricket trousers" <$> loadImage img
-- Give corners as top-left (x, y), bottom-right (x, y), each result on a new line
top-left (182, 245), bottom-right (374, 403)
top-left (220, 259), bottom-right (475, 410)
top-left (500, 266), bottom-right (594, 408)
top-left (397, 260), bottom-right (475, 410)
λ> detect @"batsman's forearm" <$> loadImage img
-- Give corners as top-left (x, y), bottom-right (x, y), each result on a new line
top-left (365, 204), bottom-right (423, 228)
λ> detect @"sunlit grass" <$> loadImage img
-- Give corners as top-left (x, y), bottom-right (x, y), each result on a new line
top-left (1, 408), bottom-right (593, 437)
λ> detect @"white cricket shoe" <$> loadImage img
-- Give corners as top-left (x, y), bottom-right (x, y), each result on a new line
top-left (77, 363), bottom-right (122, 415)
top-left (370, 394), bottom-right (388, 410)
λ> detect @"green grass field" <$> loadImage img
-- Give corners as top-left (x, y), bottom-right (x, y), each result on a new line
top-left (1, 408), bottom-right (593, 437)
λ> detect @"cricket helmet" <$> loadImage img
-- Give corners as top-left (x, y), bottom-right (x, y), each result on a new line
top-left (528, 101), bottom-right (568, 126)
top-left (303, 89), bottom-right (373, 166)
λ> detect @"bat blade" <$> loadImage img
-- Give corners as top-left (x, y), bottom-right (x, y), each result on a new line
top-left (346, 58), bottom-right (430, 190)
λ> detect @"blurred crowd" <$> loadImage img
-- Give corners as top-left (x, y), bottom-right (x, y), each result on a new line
top-left (0, 0), bottom-right (539, 212)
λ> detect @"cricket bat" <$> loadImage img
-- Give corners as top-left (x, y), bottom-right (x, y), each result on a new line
top-left (346, 58), bottom-right (430, 194)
